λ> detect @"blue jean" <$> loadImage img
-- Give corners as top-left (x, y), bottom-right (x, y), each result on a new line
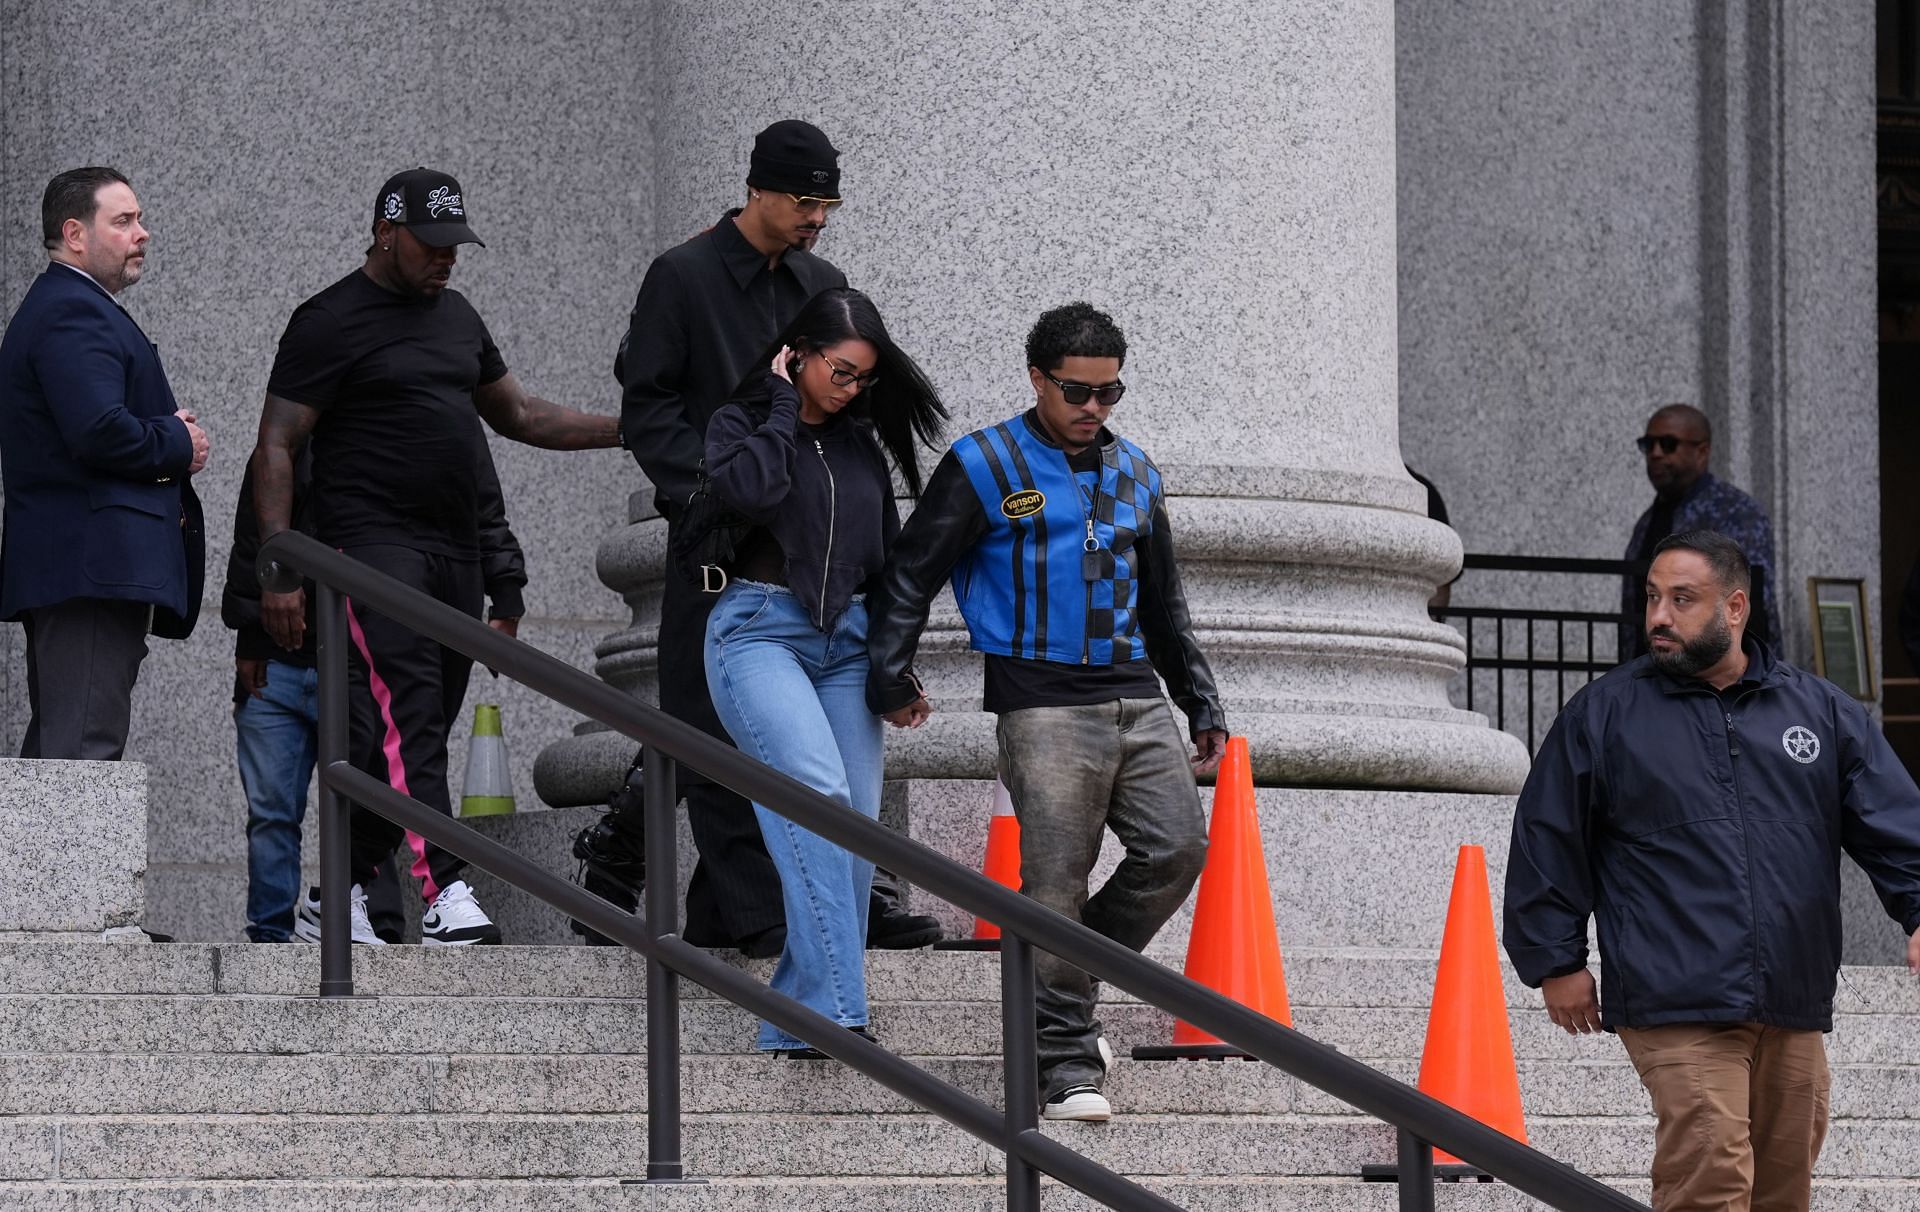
top-left (236, 660), bottom-right (320, 942)
top-left (704, 581), bottom-right (883, 1051)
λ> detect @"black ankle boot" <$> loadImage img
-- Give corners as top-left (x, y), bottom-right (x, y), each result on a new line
top-left (866, 888), bottom-right (944, 950)
top-left (569, 810), bottom-right (646, 945)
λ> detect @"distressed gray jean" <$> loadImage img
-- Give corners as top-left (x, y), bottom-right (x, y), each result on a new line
top-left (996, 697), bottom-right (1208, 1100)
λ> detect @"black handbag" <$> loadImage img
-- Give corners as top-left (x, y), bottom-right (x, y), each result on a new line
top-left (668, 461), bottom-right (755, 593)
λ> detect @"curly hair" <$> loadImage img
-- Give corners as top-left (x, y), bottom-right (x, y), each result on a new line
top-left (1025, 301), bottom-right (1127, 372)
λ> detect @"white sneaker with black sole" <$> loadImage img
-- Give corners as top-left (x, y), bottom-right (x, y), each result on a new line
top-left (421, 880), bottom-right (502, 946)
top-left (293, 884), bottom-right (385, 946)
top-left (1042, 1084), bottom-right (1112, 1122)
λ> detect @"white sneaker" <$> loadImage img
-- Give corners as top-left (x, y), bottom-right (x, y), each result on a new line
top-left (293, 884), bottom-right (385, 946)
top-left (1042, 1084), bottom-right (1113, 1122)
top-left (421, 880), bottom-right (502, 946)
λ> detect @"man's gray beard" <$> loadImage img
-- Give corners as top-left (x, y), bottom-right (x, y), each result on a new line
top-left (1649, 607), bottom-right (1733, 678)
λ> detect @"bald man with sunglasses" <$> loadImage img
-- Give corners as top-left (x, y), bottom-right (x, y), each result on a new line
top-left (1620, 404), bottom-right (1779, 660)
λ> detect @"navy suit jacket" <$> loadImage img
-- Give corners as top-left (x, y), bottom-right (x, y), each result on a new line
top-left (0, 264), bottom-right (204, 637)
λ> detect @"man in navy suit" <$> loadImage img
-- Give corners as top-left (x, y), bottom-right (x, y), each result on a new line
top-left (0, 166), bottom-right (210, 759)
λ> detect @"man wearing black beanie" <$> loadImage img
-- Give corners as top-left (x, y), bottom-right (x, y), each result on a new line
top-left (588, 120), bottom-right (944, 955)
top-left (742, 118), bottom-right (842, 254)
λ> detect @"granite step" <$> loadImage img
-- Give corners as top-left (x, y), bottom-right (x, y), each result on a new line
top-left (0, 1175), bottom-right (1621, 1212)
top-left (12, 1175), bottom-right (1920, 1212)
top-left (4, 992), bottom-right (1920, 1066)
top-left (6, 942), bottom-right (1918, 1017)
top-left (2, 1112), bottom-right (1918, 1182)
top-left (4, 1050), bottom-right (1918, 1120)
top-left (0, 1052), bottom-right (1290, 1117)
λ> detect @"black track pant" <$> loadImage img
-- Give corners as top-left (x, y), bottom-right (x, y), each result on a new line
top-left (340, 544), bottom-right (482, 901)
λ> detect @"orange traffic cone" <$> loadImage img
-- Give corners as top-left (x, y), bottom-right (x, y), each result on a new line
top-left (1416, 844), bottom-right (1528, 1167)
top-left (935, 779), bottom-right (1022, 951)
top-left (1134, 736), bottom-right (1291, 1060)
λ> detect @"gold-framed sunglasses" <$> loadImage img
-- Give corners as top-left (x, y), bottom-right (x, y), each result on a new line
top-left (784, 192), bottom-right (843, 213)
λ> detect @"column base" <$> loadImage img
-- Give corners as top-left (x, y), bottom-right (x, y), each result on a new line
top-left (876, 706), bottom-right (1528, 793)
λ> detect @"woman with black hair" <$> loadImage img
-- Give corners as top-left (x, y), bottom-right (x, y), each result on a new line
top-left (701, 287), bottom-right (944, 1056)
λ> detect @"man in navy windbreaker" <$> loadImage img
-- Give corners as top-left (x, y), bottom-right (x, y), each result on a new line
top-left (1504, 528), bottom-right (1920, 1212)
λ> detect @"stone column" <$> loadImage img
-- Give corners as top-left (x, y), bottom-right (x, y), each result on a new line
top-left (537, 0), bottom-right (1529, 803)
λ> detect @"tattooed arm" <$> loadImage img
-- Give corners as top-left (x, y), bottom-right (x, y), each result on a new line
top-left (250, 392), bottom-right (321, 651)
top-left (474, 372), bottom-right (620, 451)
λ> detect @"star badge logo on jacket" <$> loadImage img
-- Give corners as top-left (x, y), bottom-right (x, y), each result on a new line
top-left (1782, 726), bottom-right (1820, 764)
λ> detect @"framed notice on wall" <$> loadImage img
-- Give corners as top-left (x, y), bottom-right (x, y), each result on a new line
top-left (1807, 577), bottom-right (1875, 701)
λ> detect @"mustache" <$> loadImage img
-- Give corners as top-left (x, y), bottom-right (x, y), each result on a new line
top-left (1648, 627), bottom-right (1680, 642)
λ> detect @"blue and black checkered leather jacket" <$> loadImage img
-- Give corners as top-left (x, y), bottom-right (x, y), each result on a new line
top-left (865, 410), bottom-right (1223, 734)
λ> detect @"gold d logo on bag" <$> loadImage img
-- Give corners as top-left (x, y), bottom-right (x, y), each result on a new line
top-left (1002, 490), bottom-right (1045, 519)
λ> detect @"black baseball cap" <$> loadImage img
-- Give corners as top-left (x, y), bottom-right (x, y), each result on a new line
top-left (372, 167), bottom-right (485, 248)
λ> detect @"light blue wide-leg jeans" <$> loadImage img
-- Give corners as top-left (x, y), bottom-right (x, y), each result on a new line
top-left (704, 580), bottom-right (884, 1051)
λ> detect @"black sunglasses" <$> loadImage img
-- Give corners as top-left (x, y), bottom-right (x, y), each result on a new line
top-left (1041, 369), bottom-right (1126, 408)
top-left (1636, 434), bottom-right (1706, 455)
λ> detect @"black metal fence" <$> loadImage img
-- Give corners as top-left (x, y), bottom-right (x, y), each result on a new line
top-left (1439, 554), bottom-right (1638, 748)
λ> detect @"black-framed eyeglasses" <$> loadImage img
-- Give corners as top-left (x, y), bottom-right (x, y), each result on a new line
top-left (827, 360), bottom-right (880, 389)
top-left (1636, 434), bottom-right (1706, 455)
top-left (783, 192), bottom-right (843, 213)
top-left (1041, 370), bottom-right (1126, 408)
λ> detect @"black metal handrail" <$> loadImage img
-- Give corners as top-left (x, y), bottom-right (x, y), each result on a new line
top-left (261, 530), bottom-right (1649, 1212)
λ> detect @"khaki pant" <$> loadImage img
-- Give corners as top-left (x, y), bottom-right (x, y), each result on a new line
top-left (1617, 1023), bottom-right (1830, 1212)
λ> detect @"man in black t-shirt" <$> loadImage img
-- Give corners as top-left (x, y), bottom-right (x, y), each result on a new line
top-left (222, 438), bottom-right (528, 945)
top-left (249, 167), bottom-right (619, 945)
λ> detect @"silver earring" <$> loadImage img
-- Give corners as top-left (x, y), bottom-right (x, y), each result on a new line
top-left (382, 244), bottom-right (390, 251)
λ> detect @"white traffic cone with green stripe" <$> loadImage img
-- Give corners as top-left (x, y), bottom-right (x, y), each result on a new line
top-left (459, 703), bottom-right (515, 817)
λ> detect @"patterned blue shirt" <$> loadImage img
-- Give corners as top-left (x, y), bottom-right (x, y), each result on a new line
top-left (1621, 473), bottom-right (1780, 655)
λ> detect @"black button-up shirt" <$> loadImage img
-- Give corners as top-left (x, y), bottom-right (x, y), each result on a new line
top-left (617, 215), bottom-right (846, 513)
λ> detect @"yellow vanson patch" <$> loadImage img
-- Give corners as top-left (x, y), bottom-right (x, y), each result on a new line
top-left (1001, 490), bottom-right (1046, 519)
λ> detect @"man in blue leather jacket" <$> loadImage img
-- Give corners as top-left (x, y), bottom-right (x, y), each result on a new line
top-left (867, 302), bottom-right (1227, 1122)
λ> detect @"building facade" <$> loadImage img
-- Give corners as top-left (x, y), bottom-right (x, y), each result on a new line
top-left (0, 0), bottom-right (1878, 945)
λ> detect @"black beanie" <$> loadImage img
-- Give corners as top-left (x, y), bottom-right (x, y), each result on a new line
top-left (747, 120), bottom-right (841, 198)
